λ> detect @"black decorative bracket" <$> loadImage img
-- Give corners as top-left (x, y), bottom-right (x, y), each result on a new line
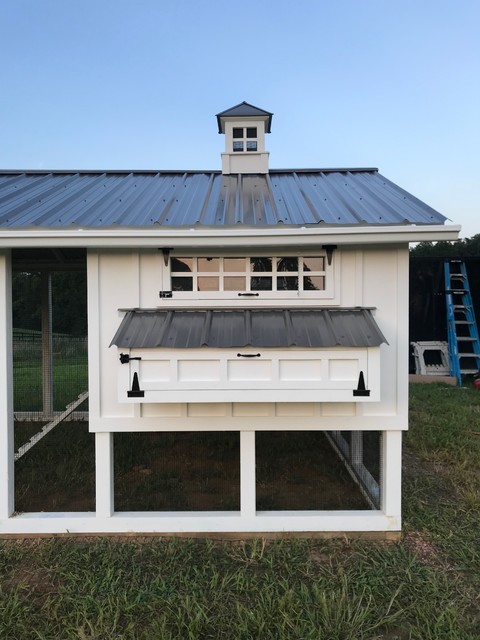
top-left (353, 371), bottom-right (370, 397)
top-left (127, 372), bottom-right (144, 398)
top-left (322, 244), bottom-right (337, 266)
top-left (160, 248), bottom-right (173, 267)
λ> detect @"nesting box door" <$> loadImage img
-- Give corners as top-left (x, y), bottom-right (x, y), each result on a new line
top-left (117, 347), bottom-right (380, 403)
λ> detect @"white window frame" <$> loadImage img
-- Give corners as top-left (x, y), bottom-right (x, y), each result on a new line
top-left (232, 126), bottom-right (258, 153)
top-left (166, 252), bottom-right (337, 301)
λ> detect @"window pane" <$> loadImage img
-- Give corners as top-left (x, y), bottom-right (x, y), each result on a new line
top-left (171, 257), bottom-right (193, 272)
top-left (277, 257), bottom-right (298, 272)
top-left (251, 277), bottom-right (272, 291)
top-left (303, 257), bottom-right (325, 272)
top-left (232, 128), bottom-right (243, 138)
top-left (224, 258), bottom-right (246, 272)
top-left (198, 258), bottom-right (219, 272)
top-left (172, 276), bottom-right (193, 291)
top-left (246, 127), bottom-right (257, 138)
top-left (277, 276), bottom-right (298, 291)
top-left (304, 275), bottom-right (325, 291)
top-left (198, 277), bottom-right (219, 291)
top-left (250, 257), bottom-right (272, 272)
top-left (224, 277), bottom-right (246, 291)
top-left (246, 141), bottom-right (257, 152)
top-left (233, 141), bottom-right (243, 152)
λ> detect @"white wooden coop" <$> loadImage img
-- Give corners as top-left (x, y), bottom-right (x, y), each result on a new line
top-left (0, 102), bottom-right (459, 535)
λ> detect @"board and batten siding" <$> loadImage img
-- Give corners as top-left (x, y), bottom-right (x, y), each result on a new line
top-left (87, 246), bottom-right (409, 433)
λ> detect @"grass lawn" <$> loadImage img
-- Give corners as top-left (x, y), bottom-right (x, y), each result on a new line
top-left (1, 383), bottom-right (480, 639)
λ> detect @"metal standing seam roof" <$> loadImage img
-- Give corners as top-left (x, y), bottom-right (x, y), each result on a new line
top-left (110, 308), bottom-right (388, 349)
top-left (0, 169), bottom-right (447, 229)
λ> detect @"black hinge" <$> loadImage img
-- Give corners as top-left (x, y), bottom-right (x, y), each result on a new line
top-left (353, 371), bottom-right (371, 397)
top-left (159, 290), bottom-right (173, 298)
top-left (127, 372), bottom-right (144, 398)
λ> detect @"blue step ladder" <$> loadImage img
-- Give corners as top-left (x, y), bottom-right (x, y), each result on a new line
top-left (444, 260), bottom-right (480, 385)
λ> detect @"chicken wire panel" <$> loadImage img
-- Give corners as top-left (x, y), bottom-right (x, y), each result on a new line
top-left (327, 431), bottom-right (383, 508)
top-left (13, 329), bottom-right (88, 420)
top-left (14, 421), bottom-right (95, 512)
top-left (255, 431), bottom-right (373, 511)
top-left (114, 432), bottom-right (240, 511)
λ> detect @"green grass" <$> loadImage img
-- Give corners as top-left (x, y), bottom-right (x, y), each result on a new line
top-left (2, 382), bottom-right (480, 638)
top-left (13, 330), bottom-right (88, 412)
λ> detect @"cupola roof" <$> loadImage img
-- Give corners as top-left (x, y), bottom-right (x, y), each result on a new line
top-left (216, 101), bottom-right (273, 134)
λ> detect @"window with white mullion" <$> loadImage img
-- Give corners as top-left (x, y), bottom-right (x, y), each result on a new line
top-left (232, 127), bottom-right (258, 153)
top-left (170, 254), bottom-right (332, 298)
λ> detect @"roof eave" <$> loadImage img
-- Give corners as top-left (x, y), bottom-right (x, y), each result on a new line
top-left (0, 224), bottom-right (461, 249)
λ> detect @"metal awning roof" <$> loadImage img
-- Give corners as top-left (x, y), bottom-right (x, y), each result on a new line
top-left (110, 308), bottom-right (387, 349)
top-left (0, 169), bottom-right (447, 229)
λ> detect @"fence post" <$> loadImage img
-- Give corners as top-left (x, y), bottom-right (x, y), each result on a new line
top-left (42, 272), bottom-right (53, 419)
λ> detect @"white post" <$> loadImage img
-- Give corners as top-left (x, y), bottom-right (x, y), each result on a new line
top-left (381, 430), bottom-right (402, 519)
top-left (95, 432), bottom-right (114, 517)
top-left (240, 431), bottom-right (256, 518)
top-left (0, 250), bottom-right (14, 519)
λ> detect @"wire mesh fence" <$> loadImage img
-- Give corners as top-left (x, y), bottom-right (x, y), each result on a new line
top-left (13, 328), bottom-right (88, 420)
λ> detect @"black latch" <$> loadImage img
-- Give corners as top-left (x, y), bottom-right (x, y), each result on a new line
top-left (127, 372), bottom-right (145, 398)
top-left (159, 290), bottom-right (173, 298)
top-left (119, 353), bottom-right (142, 364)
top-left (353, 371), bottom-right (370, 397)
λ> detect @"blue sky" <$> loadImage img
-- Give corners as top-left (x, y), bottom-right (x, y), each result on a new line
top-left (1, 0), bottom-right (478, 237)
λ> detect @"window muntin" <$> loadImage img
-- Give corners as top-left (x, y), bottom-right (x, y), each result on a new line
top-left (231, 127), bottom-right (258, 153)
top-left (171, 256), bottom-right (328, 295)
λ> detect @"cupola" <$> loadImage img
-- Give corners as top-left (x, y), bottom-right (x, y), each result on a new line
top-left (216, 101), bottom-right (273, 175)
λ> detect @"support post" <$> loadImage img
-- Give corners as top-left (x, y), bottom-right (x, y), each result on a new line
top-left (381, 430), bottom-right (402, 520)
top-left (41, 272), bottom-right (53, 419)
top-left (95, 432), bottom-right (114, 517)
top-left (0, 250), bottom-right (14, 518)
top-left (240, 431), bottom-right (256, 518)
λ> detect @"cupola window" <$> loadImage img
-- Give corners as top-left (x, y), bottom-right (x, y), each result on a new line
top-left (232, 127), bottom-right (258, 152)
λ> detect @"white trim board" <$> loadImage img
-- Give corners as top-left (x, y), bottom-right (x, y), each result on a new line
top-left (0, 511), bottom-right (401, 535)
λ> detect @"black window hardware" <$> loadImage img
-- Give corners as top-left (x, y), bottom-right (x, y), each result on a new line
top-left (119, 353), bottom-right (142, 364)
top-left (238, 292), bottom-right (259, 297)
top-left (237, 353), bottom-right (261, 358)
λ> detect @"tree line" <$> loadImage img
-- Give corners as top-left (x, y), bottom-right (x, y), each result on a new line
top-left (410, 233), bottom-right (480, 257)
